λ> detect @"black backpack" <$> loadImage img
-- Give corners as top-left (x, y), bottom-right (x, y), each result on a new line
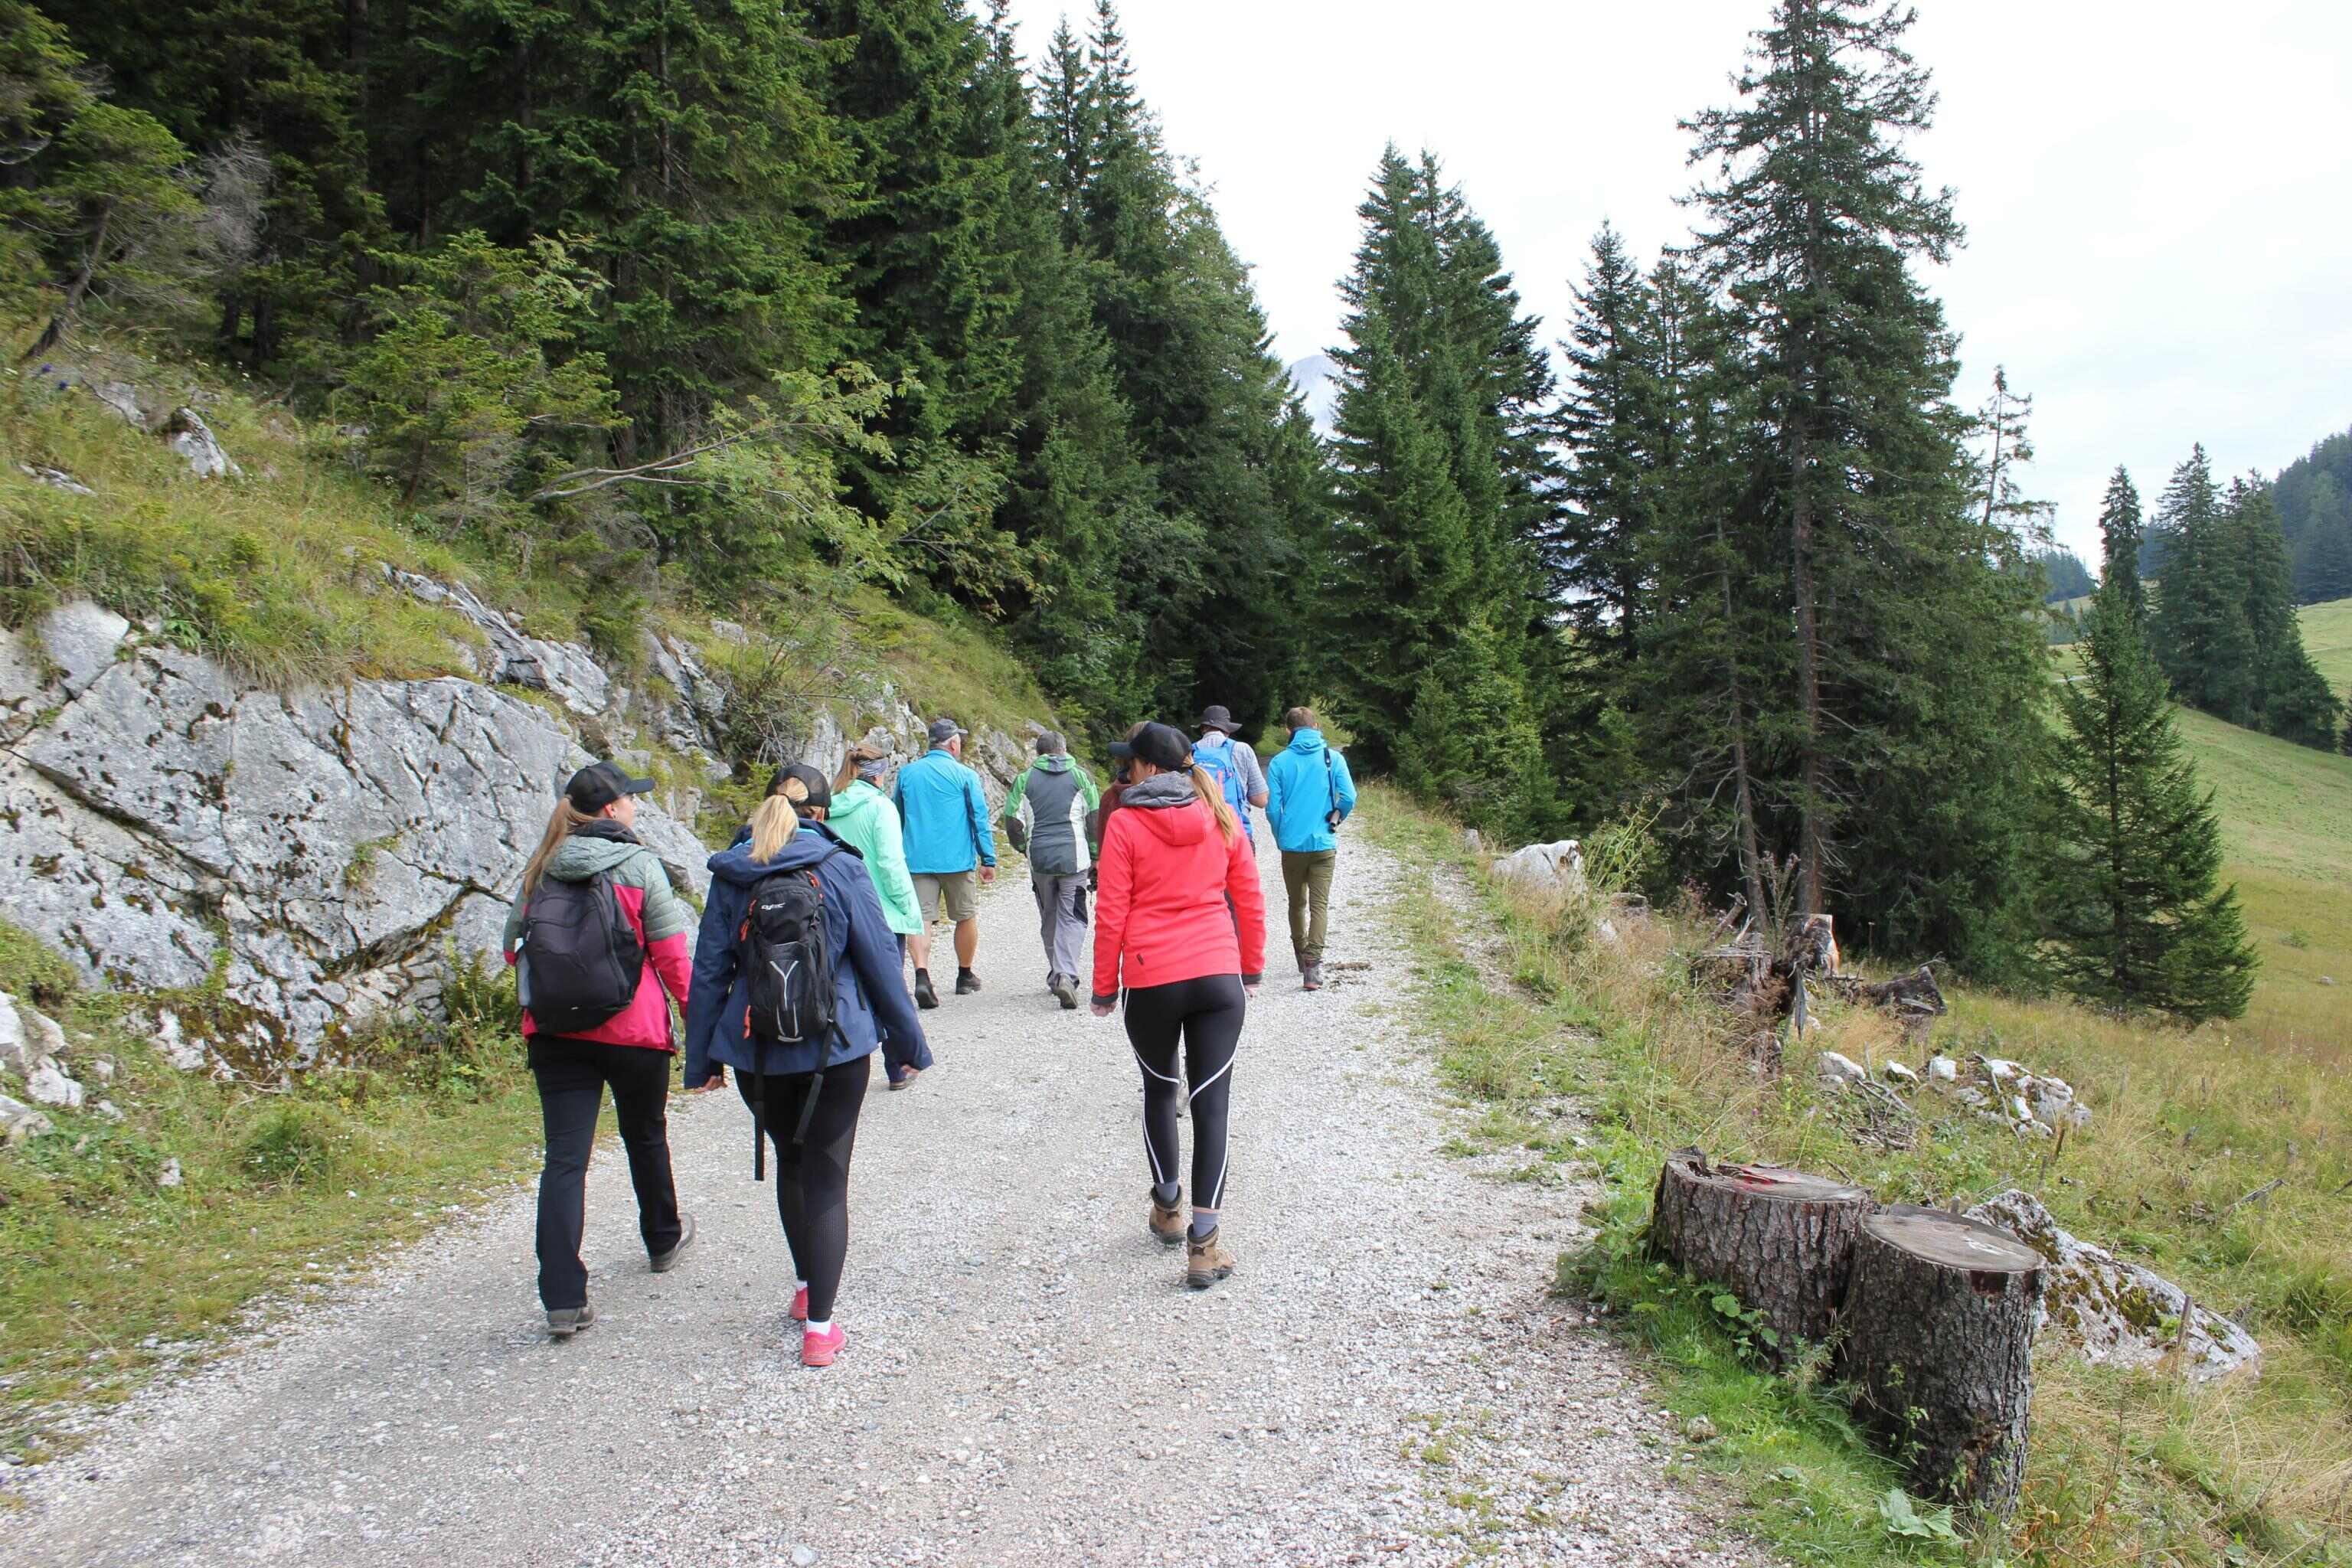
top-left (737, 845), bottom-right (846, 1177)
top-left (520, 873), bottom-right (645, 1036)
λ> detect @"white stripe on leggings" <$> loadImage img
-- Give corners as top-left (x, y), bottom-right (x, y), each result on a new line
top-left (1132, 1044), bottom-right (1177, 1189)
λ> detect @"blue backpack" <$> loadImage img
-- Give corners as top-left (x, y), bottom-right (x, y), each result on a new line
top-left (1193, 734), bottom-right (1252, 838)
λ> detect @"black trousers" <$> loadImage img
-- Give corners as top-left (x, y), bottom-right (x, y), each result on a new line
top-left (1123, 974), bottom-right (1246, 1210)
top-left (737, 1055), bottom-right (871, 1323)
top-left (528, 1037), bottom-right (684, 1311)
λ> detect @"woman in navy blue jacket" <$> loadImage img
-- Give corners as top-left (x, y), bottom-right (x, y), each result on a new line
top-left (684, 764), bottom-right (931, 1367)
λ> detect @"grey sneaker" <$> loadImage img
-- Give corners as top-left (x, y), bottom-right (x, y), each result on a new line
top-left (1050, 976), bottom-right (1079, 1010)
top-left (651, 1214), bottom-right (697, 1274)
top-left (1302, 961), bottom-right (1325, 991)
top-left (547, 1301), bottom-right (597, 1339)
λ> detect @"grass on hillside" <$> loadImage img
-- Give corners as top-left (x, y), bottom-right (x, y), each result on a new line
top-left (0, 923), bottom-right (554, 1463)
top-left (1360, 784), bottom-right (2352, 1568)
top-left (2299, 596), bottom-right (2352, 707)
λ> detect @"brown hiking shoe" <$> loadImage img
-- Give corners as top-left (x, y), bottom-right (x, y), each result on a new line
top-left (1186, 1227), bottom-right (1235, 1290)
top-left (1149, 1192), bottom-right (1185, 1247)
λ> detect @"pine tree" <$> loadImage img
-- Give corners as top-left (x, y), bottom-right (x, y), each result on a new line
top-left (2148, 445), bottom-right (2256, 724)
top-left (389, 0), bottom-right (851, 458)
top-left (1681, 0), bottom-right (2047, 966)
top-left (2097, 466), bottom-right (2147, 621)
top-left (2230, 476), bottom-right (2341, 748)
top-left (2040, 577), bottom-right (2258, 1021)
top-left (1554, 222), bottom-right (1664, 657)
top-left (1397, 609), bottom-right (1552, 835)
top-left (35, 0), bottom-right (382, 371)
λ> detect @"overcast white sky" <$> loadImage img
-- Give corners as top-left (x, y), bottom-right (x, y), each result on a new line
top-left (996, 0), bottom-right (2352, 564)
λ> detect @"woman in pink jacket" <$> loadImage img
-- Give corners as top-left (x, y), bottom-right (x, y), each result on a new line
top-left (1090, 724), bottom-right (1266, 1290)
top-left (502, 762), bottom-right (701, 1338)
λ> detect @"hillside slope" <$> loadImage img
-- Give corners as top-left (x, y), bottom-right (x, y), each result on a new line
top-left (2171, 704), bottom-right (2352, 1041)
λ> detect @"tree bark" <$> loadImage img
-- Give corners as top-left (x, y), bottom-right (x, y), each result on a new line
top-left (1650, 1147), bottom-right (1871, 1351)
top-left (1841, 1204), bottom-right (2043, 1519)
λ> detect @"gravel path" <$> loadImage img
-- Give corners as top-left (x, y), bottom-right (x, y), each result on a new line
top-left (1, 823), bottom-right (1747, 1566)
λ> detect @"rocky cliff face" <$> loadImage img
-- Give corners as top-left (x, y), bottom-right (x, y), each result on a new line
top-left (0, 591), bottom-right (1047, 1077)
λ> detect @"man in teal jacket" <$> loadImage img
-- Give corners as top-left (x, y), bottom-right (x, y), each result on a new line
top-left (1263, 706), bottom-right (1357, 991)
top-left (892, 717), bottom-right (998, 1008)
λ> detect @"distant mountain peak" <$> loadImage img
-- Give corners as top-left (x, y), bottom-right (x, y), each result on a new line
top-left (1285, 354), bottom-right (1341, 437)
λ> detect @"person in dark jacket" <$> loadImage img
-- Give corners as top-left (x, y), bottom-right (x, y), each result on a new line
top-left (503, 761), bottom-right (700, 1340)
top-left (683, 765), bottom-right (932, 1367)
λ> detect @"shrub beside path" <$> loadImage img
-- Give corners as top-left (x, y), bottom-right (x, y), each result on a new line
top-left (2, 825), bottom-right (1746, 1566)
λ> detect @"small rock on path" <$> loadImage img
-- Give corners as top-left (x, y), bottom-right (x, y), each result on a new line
top-left (0, 824), bottom-right (1746, 1566)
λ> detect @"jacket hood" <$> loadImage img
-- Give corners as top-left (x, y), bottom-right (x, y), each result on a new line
top-left (1032, 753), bottom-right (1073, 773)
top-left (1122, 773), bottom-right (1210, 845)
top-left (1284, 728), bottom-right (1329, 755)
top-left (706, 820), bottom-right (862, 887)
top-left (829, 779), bottom-right (885, 826)
top-left (544, 825), bottom-right (646, 880)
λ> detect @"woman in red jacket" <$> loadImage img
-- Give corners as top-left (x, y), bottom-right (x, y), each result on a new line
top-left (1089, 722), bottom-right (1266, 1289)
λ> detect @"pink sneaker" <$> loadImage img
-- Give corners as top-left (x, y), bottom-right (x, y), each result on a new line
top-left (789, 1286), bottom-right (808, 1323)
top-left (801, 1324), bottom-right (846, 1368)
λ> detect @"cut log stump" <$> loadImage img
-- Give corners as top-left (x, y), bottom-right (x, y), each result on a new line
top-left (1649, 1147), bottom-right (1872, 1351)
top-left (1842, 1204), bottom-right (2044, 1519)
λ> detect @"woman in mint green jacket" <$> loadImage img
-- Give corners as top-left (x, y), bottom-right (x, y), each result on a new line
top-left (828, 744), bottom-right (923, 939)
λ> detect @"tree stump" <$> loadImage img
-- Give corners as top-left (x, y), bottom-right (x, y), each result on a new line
top-left (1649, 1147), bottom-right (1873, 1351)
top-left (1841, 1204), bottom-right (2045, 1518)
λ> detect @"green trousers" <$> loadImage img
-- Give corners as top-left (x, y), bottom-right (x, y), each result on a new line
top-left (1280, 849), bottom-right (1338, 965)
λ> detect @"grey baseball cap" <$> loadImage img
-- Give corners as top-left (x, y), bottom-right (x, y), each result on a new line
top-left (926, 717), bottom-right (965, 746)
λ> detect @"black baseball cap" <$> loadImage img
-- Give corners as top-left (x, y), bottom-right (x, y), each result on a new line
top-left (565, 760), bottom-right (654, 812)
top-left (766, 761), bottom-right (832, 814)
top-left (1196, 704), bottom-right (1239, 733)
top-left (1129, 722), bottom-right (1193, 773)
top-left (926, 716), bottom-right (965, 747)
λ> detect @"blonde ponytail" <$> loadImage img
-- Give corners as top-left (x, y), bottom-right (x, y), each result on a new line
top-left (747, 793), bottom-right (801, 863)
top-left (522, 800), bottom-right (593, 895)
top-left (1188, 765), bottom-right (1241, 846)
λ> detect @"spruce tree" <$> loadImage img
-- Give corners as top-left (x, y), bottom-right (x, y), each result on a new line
top-left (390, 0), bottom-right (851, 457)
top-left (36, 0), bottom-right (382, 372)
top-left (1554, 222), bottom-right (1665, 658)
top-left (2097, 466), bottom-right (2147, 621)
top-left (2041, 578), bottom-right (2258, 1021)
top-left (2230, 476), bottom-right (2341, 747)
top-left (1681, 0), bottom-right (2047, 967)
top-left (2148, 445), bottom-right (2256, 724)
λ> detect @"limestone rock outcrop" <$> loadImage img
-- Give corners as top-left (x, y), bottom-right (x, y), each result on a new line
top-left (0, 589), bottom-right (1049, 1076)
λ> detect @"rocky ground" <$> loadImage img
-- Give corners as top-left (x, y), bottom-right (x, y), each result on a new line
top-left (0, 824), bottom-right (1749, 1567)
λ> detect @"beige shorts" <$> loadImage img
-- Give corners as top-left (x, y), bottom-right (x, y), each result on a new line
top-left (912, 870), bottom-right (979, 925)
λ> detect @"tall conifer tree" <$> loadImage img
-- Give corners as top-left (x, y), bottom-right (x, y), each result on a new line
top-left (1681, 0), bottom-right (2047, 965)
top-left (2098, 466), bottom-right (2147, 622)
top-left (2148, 446), bottom-right (2256, 724)
top-left (2040, 577), bottom-right (2258, 1021)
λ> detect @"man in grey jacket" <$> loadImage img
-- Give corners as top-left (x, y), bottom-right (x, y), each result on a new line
top-left (1001, 732), bottom-right (1102, 1010)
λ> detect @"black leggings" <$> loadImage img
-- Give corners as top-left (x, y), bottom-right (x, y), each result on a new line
top-left (1123, 974), bottom-right (1246, 1210)
top-left (736, 1055), bottom-right (871, 1322)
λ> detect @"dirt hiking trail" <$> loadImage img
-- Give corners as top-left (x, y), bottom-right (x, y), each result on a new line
top-left (2, 822), bottom-right (1745, 1567)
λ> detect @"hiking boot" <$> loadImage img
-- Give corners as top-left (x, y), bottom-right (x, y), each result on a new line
top-left (650, 1213), bottom-right (697, 1274)
top-left (547, 1301), bottom-right (597, 1339)
top-left (789, 1284), bottom-right (808, 1323)
top-left (913, 970), bottom-right (939, 1010)
top-left (1186, 1227), bottom-right (1235, 1291)
top-left (1302, 961), bottom-right (1325, 991)
top-left (801, 1323), bottom-right (846, 1367)
top-left (1149, 1191), bottom-right (1186, 1247)
top-left (956, 969), bottom-right (983, 995)
top-left (1051, 976), bottom-right (1079, 1011)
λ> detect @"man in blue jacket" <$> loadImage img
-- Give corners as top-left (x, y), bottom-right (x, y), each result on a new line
top-left (1263, 706), bottom-right (1357, 991)
top-left (892, 717), bottom-right (998, 1008)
